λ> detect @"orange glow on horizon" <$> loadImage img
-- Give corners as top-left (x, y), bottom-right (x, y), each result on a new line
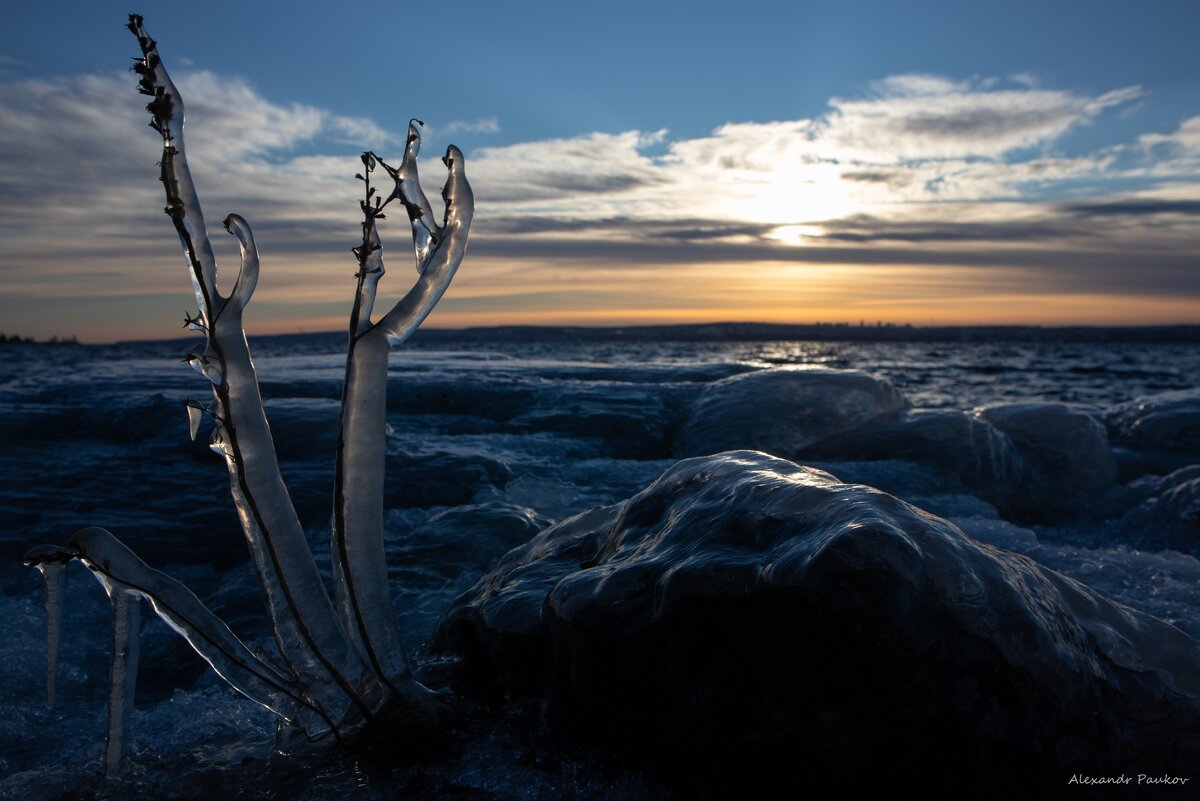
top-left (21, 256), bottom-right (1198, 343)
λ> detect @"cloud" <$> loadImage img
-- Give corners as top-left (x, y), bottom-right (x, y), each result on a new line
top-left (1062, 198), bottom-right (1200, 217)
top-left (812, 214), bottom-right (1072, 243)
top-left (0, 65), bottom-right (1197, 340)
top-left (467, 129), bottom-right (670, 203)
top-left (442, 116), bottom-right (501, 136)
top-left (819, 80), bottom-right (1142, 163)
top-left (1139, 116), bottom-right (1200, 155)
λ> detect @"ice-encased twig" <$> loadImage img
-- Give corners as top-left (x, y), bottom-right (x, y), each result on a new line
top-left (332, 123), bottom-right (474, 686)
top-left (126, 15), bottom-right (380, 722)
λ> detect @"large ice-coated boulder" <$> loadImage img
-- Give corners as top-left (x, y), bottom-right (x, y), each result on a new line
top-left (434, 451), bottom-right (1200, 795)
top-left (976, 402), bottom-right (1116, 518)
top-left (676, 367), bottom-right (905, 458)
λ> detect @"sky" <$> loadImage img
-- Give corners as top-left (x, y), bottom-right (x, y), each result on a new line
top-left (1, 0), bottom-right (1198, 342)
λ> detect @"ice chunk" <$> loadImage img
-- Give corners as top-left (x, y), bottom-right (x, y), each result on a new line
top-left (676, 366), bottom-right (906, 458)
top-left (976, 402), bottom-right (1114, 486)
top-left (504, 474), bottom-right (582, 520)
top-left (1107, 388), bottom-right (1200, 454)
top-left (1116, 466), bottom-right (1200, 554)
top-left (805, 410), bottom-right (1024, 511)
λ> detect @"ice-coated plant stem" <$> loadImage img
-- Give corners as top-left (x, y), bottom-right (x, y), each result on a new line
top-left (126, 15), bottom-right (380, 723)
top-left (333, 126), bottom-right (474, 687)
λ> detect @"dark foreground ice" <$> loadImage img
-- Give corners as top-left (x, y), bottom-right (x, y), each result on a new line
top-left (1, 335), bottom-right (1198, 798)
top-left (437, 451), bottom-right (1199, 796)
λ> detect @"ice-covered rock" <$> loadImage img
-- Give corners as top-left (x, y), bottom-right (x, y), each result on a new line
top-left (976, 402), bottom-right (1116, 518)
top-left (511, 383), bottom-right (691, 460)
top-left (1107, 389), bottom-right (1200, 479)
top-left (383, 449), bottom-right (511, 508)
top-left (394, 503), bottom-right (549, 576)
top-left (806, 410), bottom-right (1024, 510)
top-left (435, 451), bottom-right (1200, 794)
top-left (1117, 466), bottom-right (1200, 555)
top-left (952, 515), bottom-right (1040, 552)
top-left (676, 367), bottom-right (906, 458)
top-left (1108, 388), bottom-right (1200, 454)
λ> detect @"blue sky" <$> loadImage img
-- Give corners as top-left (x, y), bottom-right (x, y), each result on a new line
top-left (2, 0), bottom-right (1199, 340)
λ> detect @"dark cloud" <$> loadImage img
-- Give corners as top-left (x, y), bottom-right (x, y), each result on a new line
top-left (1061, 199), bottom-right (1200, 217)
top-left (659, 223), bottom-right (775, 241)
top-left (840, 170), bottom-right (913, 188)
top-left (814, 213), bottom-right (1072, 243)
top-left (478, 215), bottom-right (774, 241)
top-left (467, 233), bottom-right (1198, 291)
top-left (478, 216), bottom-right (640, 235)
top-left (899, 108), bottom-right (1072, 142)
top-left (540, 172), bottom-right (658, 194)
top-left (476, 172), bottom-right (663, 203)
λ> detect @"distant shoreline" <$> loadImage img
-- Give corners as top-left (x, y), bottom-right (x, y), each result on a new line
top-left (409, 322), bottom-right (1200, 344)
top-left (86, 322), bottom-right (1200, 347)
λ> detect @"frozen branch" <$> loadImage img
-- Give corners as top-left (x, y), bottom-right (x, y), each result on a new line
top-left (332, 122), bottom-right (474, 687)
top-left (127, 14), bottom-right (379, 722)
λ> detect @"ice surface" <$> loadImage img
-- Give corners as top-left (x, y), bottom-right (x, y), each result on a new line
top-left (436, 451), bottom-right (1200, 793)
top-left (7, 334), bottom-right (1200, 797)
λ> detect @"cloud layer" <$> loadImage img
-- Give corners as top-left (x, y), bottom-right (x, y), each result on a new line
top-left (0, 68), bottom-right (1197, 340)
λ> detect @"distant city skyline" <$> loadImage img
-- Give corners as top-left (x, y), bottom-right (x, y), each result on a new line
top-left (1, 0), bottom-right (1198, 341)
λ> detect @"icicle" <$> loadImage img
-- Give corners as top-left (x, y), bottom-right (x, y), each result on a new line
top-left (24, 545), bottom-right (71, 710)
top-left (66, 528), bottom-right (336, 733)
top-left (185, 400), bottom-right (204, 441)
top-left (104, 587), bottom-right (141, 777)
top-left (41, 562), bottom-right (64, 710)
